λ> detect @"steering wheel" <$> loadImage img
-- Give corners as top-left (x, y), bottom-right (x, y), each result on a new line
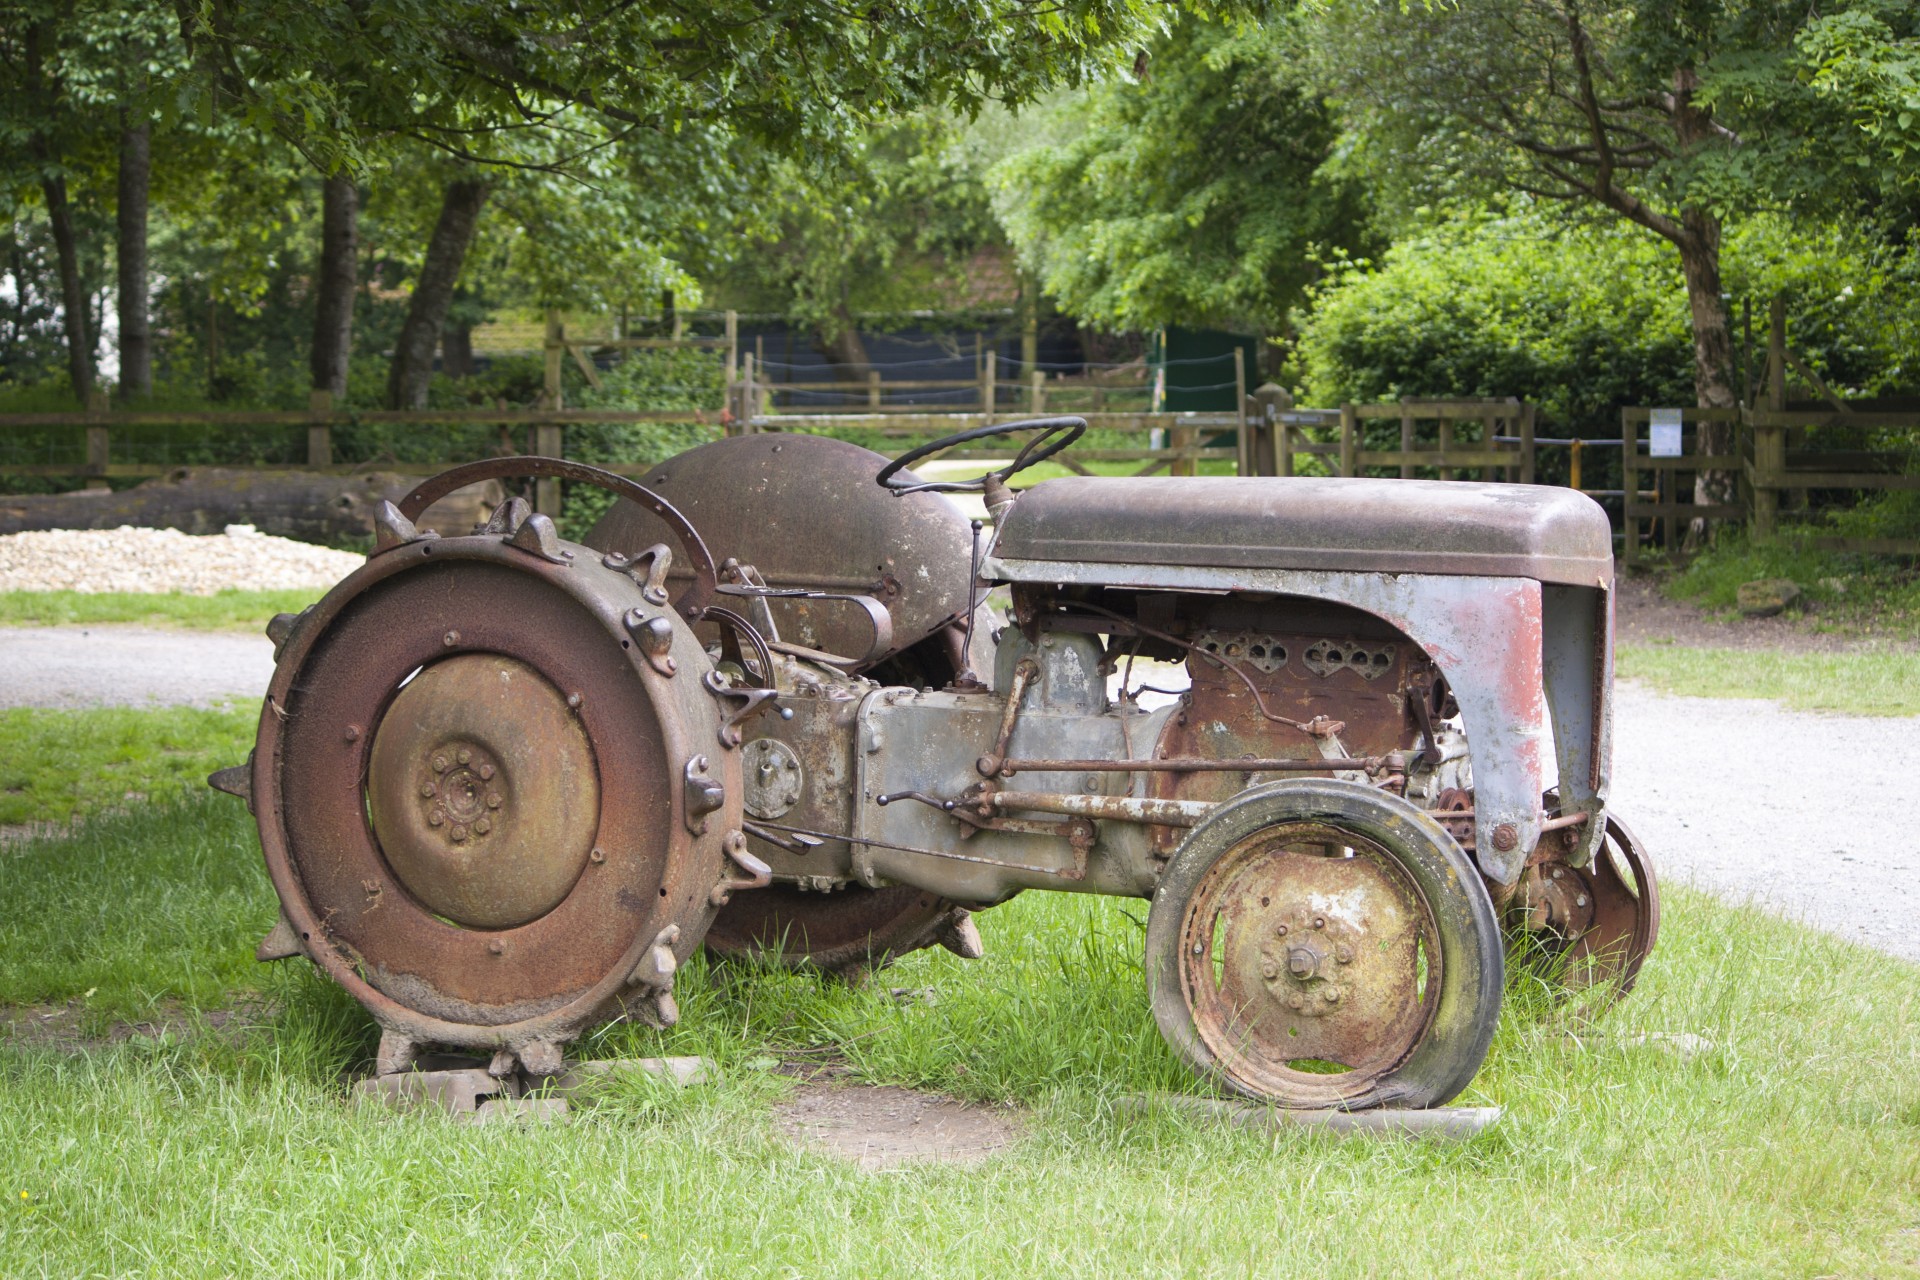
top-left (875, 416), bottom-right (1086, 495)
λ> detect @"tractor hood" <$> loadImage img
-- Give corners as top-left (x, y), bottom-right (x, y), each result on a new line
top-left (988, 476), bottom-right (1613, 589)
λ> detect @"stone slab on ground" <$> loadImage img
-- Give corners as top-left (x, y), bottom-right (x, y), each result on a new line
top-left (1125, 1093), bottom-right (1503, 1142)
top-left (353, 1056), bottom-right (710, 1123)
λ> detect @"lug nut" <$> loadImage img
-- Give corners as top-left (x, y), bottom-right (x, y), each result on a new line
top-left (477, 763), bottom-right (494, 780)
top-left (432, 755), bottom-right (449, 773)
top-left (419, 783), bottom-right (436, 799)
top-left (450, 824), bottom-right (468, 842)
top-left (1262, 961), bottom-right (1279, 980)
top-left (474, 817), bottom-right (492, 836)
top-left (1335, 944), bottom-right (1354, 964)
top-left (1493, 823), bottom-right (1520, 852)
top-left (428, 809), bottom-right (445, 827)
top-left (457, 748), bottom-right (471, 765)
top-left (1288, 994), bottom-right (1303, 1010)
top-left (486, 791), bottom-right (502, 809)
top-left (1323, 989), bottom-right (1340, 1003)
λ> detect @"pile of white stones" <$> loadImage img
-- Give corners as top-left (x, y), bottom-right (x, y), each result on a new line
top-left (0, 526), bottom-right (364, 594)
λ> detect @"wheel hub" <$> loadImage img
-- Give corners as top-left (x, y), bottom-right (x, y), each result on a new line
top-left (367, 653), bottom-right (600, 930)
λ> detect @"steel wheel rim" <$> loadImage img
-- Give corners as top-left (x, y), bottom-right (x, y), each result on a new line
top-left (1178, 820), bottom-right (1442, 1101)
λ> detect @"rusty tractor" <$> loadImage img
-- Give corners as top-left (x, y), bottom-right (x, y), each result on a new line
top-left (212, 418), bottom-right (1657, 1108)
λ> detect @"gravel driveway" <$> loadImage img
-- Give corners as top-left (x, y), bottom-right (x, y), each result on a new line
top-left (4, 623), bottom-right (1913, 962)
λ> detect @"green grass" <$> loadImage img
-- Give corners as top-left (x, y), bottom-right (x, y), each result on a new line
top-left (0, 588), bottom-right (320, 632)
top-left (3, 788), bottom-right (1919, 1275)
top-left (0, 706), bottom-right (256, 828)
top-left (1618, 643), bottom-right (1920, 716)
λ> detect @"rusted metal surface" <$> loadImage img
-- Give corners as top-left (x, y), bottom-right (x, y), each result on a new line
top-left (395, 456), bottom-right (719, 621)
top-left (1515, 813), bottom-right (1660, 998)
top-left (1146, 781), bottom-right (1504, 1110)
top-left (704, 884), bottom-right (971, 976)
top-left (585, 434), bottom-right (971, 666)
top-left (989, 791), bottom-right (1212, 828)
top-left (994, 475), bottom-right (1614, 588)
top-left (365, 653), bottom-right (600, 929)
top-left (248, 520), bottom-right (738, 1068)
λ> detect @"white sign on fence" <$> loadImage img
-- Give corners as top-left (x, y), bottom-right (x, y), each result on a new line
top-left (1649, 408), bottom-right (1684, 458)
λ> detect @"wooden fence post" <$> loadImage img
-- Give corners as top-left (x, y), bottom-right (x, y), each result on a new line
top-left (1437, 418), bottom-right (1454, 482)
top-left (1519, 402), bottom-right (1537, 485)
top-left (1277, 419), bottom-right (1294, 477)
top-left (1030, 368), bottom-right (1044, 415)
top-left (1398, 403), bottom-right (1413, 479)
top-left (84, 389), bottom-right (110, 489)
top-left (537, 310), bottom-right (565, 518)
top-left (1339, 404), bottom-right (1358, 477)
top-left (725, 310), bottom-right (738, 384)
top-left (1621, 409), bottom-right (1639, 567)
top-left (1232, 348), bottom-right (1249, 477)
top-left (1170, 424), bottom-right (1197, 478)
top-left (1752, 296), bottom-right (1788, 537)
top-left (307, 389), bottom-right (333, 468)
top-left (868, 369), bottom-right (882, 408)
top-left (980, 350), bottom-right (997, 420)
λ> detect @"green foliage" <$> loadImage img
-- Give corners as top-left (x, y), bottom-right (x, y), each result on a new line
top-left (560, 348), bottom-right (727, 540)
top-left (991, 17), bottom-right (1371, 333)
top-left (1291, 209), bottom-right (1920, 431)
top-left (1290, 211), bottom-right (1696, 432)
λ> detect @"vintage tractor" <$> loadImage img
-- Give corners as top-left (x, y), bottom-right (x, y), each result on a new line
top-left (213, 418), bottom-right (1657, 1109)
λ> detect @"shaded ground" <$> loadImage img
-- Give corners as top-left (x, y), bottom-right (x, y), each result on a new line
top-left (1615, 570), bottom-right (1920, 653)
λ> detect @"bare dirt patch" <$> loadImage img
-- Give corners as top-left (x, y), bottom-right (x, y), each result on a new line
top-left (1, 1001), bottom-right (245, 1052)
top-left (1615, 572), bottom-right (1918, 654)
top-left (775, 1082), bottom-right (1023, 1170)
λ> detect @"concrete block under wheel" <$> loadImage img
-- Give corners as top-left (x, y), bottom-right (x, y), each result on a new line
top-left (355, 1056), bottom-right (711, 1121)
top-left (1123, 1093), bottom-right (1502, 1142)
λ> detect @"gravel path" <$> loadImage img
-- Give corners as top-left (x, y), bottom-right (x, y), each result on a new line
top-left (1611, 682), bottom-right (1918, 963)
top-left (0, 526), bottom-right (362, 594)
top-left (2, 619), bottom-right (1912, 962)
top-left (0, 626), bottom-right (274, 709)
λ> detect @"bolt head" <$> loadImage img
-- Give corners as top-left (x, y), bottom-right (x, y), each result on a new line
top-left (432, 755), bottom-right (449, 773)
top-left (1262, 961), bottom-right (1279, 980)
top-left (419, 783), bottom-right (436, 799)
top-left (487, 940), bottom-right (504, 956)
top-left (567, 692), bottom-right (583, 709)
top-left (1335, 944), bottom-right (1354, 965)
top-left (456, 748), bottom-right (471, 765)
top-left (1275, 924), bottom-right (1289, 937)
top-left (1323, 989), bottom-right (1340, 1004)
top-left (1551, 867), bottom-right (1565, 880)
top-left (1288, 994), bottom-right (1303, 1010)
top-left (486, 791), bottom-right (502, 809)
top-left (589, 847), bottom-right (606, 865)
top-left (1575, 894), bottom-right (1589, 908)
top-left (428, 809), bottom-right (445, 827)
top-left (1192, 942), bottom-right (1204, 956)
top-left (443, 630), bottom-right (461, 647)
top-left (1312, 915), bottom-right (1326, 930)
top-left (450, 824), bottom-right (468, 842)
top-left (477, 763), bottom-right (494, 780)
top-left (474, 817), bottom-right (492, 836)
top-left (1493, 823), bottom-right (1520, 852)
top-left (343, 724), bottom-right (362, 742)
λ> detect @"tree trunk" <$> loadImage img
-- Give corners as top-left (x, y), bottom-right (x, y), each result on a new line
top-left (0, 467), bottom-right (503, 542)
top-left (815, 303), bottom-right (872, 383)
top-left (386, 177), bottom-right (490, 409)
top-left (441, 318), bottom-right (475, 379)
top-left (116, 113), bottom-right (152, 401)
top-left (311, 173), bottom-right (359, 397)
top-left (1675, 208), bottom-right (1738, 509)
top-left (40, 172), bottom-right (94, 402)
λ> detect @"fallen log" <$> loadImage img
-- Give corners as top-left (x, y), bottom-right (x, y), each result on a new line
top-left (0, 468), bottom-right (505, 543)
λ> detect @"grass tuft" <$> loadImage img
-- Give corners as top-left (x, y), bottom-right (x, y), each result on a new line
top-left (0, 588), bottom-right (322, 632)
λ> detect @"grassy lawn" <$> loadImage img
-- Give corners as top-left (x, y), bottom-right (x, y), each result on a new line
top-left (0, 588), bottom-right (321, 633)
top-left (3, 714), bottom-right (1918, 1274)
top-left (0, 706), bottom-right (256, 829)
top-left (1618, 643), bottom-right (1920, 716)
